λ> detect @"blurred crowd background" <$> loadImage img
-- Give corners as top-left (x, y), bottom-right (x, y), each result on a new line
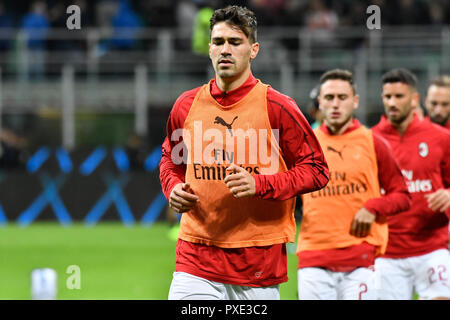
top-left (0, 0), bottom-right (449, 223)
top-left (2, 0), bottom-right (450, 29)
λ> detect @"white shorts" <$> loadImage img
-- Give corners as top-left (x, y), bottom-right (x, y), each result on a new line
top-left (375, 249), bottom-right (450, 300)
top-left (168, 272), bottom-right (280, 300)
top-left (297, 267), bottom-right (377, 300)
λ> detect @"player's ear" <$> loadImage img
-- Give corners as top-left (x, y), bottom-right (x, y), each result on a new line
top-left (250, 42), bottom-right (259, 61)
top-left (423, 95), bottom-right (432, 112)
top-left (317, 96), bottom-right (323, 111)
top-left (380, 86), bottom-right (386, 100)
top-left (353, 94), bottom-right (360, 111)
top-left (410, 90), bottom-right (420, 109)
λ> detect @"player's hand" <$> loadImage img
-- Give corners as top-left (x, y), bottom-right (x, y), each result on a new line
top-left (169, 182), bottom-right (199, 213)
top-left (224, 163), bottom-right (256, 198)
top-left (425, 189), bottom-right (450, 213)
top-left (350, 208), bottom-right (376, 238)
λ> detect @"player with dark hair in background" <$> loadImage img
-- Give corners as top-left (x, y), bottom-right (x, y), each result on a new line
top-left (424, 75), bottom-right (450, 249)
top-left (373, 68), bottom-right (450, 300)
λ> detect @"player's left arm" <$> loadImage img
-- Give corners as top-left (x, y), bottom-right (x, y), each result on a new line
top-left (363, 133), bottom-right (412, 217)
top-left (351, 133), bottom-right (411, 237)
top-left (424, 189), bottom-right (450, 213)
top-left (251, 92), bottom-right (329, 200)
top-left (424, 133), bottom-right (450, 217)
top-left (224, 163), bottom-right (256, 198)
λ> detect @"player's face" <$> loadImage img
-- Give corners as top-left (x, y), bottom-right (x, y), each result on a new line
top-left (425, 85), bottom-right (450, 126)
top-left (209, 22), bottom-right (259, 83)
top-left (319, 79), bottom-right (358, 131)
top-left (382, 82), bottom-right (417, 125)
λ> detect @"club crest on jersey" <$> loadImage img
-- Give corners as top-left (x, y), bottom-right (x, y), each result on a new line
top-left (418, 142), bottom-right (428, 158)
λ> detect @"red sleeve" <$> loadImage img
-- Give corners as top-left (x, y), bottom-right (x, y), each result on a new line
top-left (159, 88), bottom-right (200, 200)
top-left (441, 130), bottom-right (450, 218)
top-left (363, 132), bottom-right (411, 217)
top-left (442, 131), bottom-right (450, 189)
top-left (253, 88), bottom-right (329, 200)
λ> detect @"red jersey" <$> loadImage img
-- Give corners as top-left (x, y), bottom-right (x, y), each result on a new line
top-left (372, 114), bottom-right (450, 258)
top-left (159, 73), bottom-right (329, 286)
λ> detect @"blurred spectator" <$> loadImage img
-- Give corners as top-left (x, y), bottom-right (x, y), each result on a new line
top-left (140, 0), bottom-right (177, 28)
top-left (48, 2), bottom-right (66, 33)
top-left (428, 1), bottom-right (446, 26)
top-left (392, 0), bottom-right (430, 25)
top-left (176, 0), bottom-right (197, 50)
top-left (0, 1), bottom-right (13, 72)
top-left (249, 0), bottom-right (290, 26)
top-left (340, 0), bottom-right (366, 26)
top-left (219, 0), bottom-right (249, 8)
top-left (20, 1), bottom-right (49, 80)
top-left (276, 0), bottom-right (307, 53)
top-left (47, 0), bottom-right (90, 70)
top-left (192, 1), bottom-right (214, 56)
top-left (280, 0), bottom-right (308, 26)
top-left (49, 2), bottom-right (74, 50)
top-left (125, 131), bottom-right (147, 170)
top-left (305, 0), bottom-right (338, 44)
top-left (446, 1), bottom-right (450, 24)
top-left (78, 0), bottom-right (96, 27)
top-left (96, 0), bottom-right (119, 29)
top-left (94, 0), bottom-right (142, 57)
top-left (110, 0), bottom-right (142, 50)
top-left (339, 0), bottom-right (366, 50)
top-left (0, 128), bottom-right (27, 169)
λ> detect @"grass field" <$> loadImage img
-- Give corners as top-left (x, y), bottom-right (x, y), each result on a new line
top-left (0, 222), bottom-right (299, 300)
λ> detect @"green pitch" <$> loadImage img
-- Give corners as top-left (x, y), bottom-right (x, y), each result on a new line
top-left (0, 222), bottom-right (299, 300)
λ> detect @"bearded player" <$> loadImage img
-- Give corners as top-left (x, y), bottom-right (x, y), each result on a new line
top-left (373, 68), bottom-right (450, 300)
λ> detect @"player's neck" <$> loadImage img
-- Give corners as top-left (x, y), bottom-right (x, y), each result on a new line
top-left (215, 68), bottom-right (251, 92)
top-left (390, 110), bottom-right (415, 135)
top-left (327, 117), bottom-right (354, 135)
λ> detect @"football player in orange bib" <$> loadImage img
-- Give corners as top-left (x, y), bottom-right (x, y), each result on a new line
top-left (296, 69), bottom-right (411, 300)
top-left (160, 5), bottom-right (329, 300)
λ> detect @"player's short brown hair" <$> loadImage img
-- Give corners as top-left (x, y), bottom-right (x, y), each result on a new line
top-left (319, 69), bottom-right (356, 94)
top-left (210, 5), bottom-right (257, 43)
top-left (429, 75), bottom-right (450, 88)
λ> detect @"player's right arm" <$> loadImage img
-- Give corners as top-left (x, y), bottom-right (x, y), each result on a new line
top-left (350, 208), bottom-right (376, 238)
top-left (425, 189), bottom-right (450, 213)
top-left (159, 88), bottom-right (200, 204)
top-left (169, 182), bottom-right (199, 213)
